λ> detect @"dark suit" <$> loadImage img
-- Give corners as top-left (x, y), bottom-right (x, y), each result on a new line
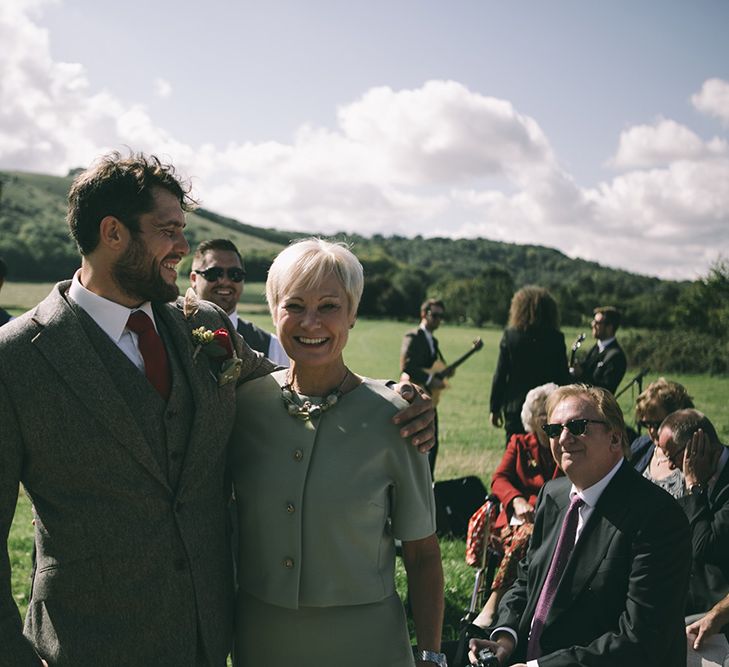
top-left (0, 306), bottom-right (10, 326)
top-left (0, 281), bottom-right (273, 665)
top-left (400, 327), bottom-right (443, 473)
top-left (580, 339), bottom-right (627, 394)
top-left (677, 455), bottom-right (729, 615)
top-left (236, 318), bottom-right (271, 357)
top-left (489, 327), bottom-right (570, 439)
top-left (497, 461), bottom-right (691, 666)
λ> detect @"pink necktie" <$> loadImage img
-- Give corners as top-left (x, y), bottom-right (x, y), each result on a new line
top-left (126, 311), bottom-right (171, 400)
top-left (526, 494), bottom-right (585, 660)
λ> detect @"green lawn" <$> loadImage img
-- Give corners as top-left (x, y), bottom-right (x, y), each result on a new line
top-left (5, 281), bottom-right (729, 643)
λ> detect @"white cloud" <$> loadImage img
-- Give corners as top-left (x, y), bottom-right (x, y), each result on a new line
top-left (610, 118), bottom-right (725, 168)
top-left (0, 1), bottom-right (727, 281)
top-left (692, 78), bottom-right (729, 126)
top-left (154, 77), bottom-right (172, 99)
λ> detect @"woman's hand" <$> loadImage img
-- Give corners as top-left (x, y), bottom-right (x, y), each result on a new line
top-left (511, 497), bottom-right (534, 524)
top-left (391, 382), bottom-right (435, 452)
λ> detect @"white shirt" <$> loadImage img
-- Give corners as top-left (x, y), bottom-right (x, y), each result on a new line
top-left (228, 311), bottom-right (290, 368)
top-left (68, 270), bottom-right (155, 373)
top-left (597, 336), bottom-right (616, 353)
top-left (493, 457), bottom-right (625, 667)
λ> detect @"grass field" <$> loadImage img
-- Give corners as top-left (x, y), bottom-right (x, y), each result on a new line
top-left (5, 280), bottom-right (729, 644)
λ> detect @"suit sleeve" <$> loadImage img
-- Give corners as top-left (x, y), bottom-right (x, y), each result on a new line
top-left (0, 374), bottom-right (45, 664)
top-left (677, 490), bottom-right (729, 567)
top-left (539, 495), bottom-right (691, 667)
top-left (400, 333), bottom-right (430, 387)
top-left (489, 331), bottom-right (510, 413)
top-left (491, 438), bottom-right (528, 513)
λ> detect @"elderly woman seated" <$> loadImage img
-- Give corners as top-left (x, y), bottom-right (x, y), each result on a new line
top-left (472, 382), bottom-right (562, 629)
top-left (629, 377), bottom-right (694, 498)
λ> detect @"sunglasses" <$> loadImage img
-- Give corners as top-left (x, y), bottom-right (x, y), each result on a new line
top-left (193, 267), bottom-right (246, 283)
top-left (542, 419), bottom-right (606, 438)
top-left (638, 420), bottom-right (663, 431)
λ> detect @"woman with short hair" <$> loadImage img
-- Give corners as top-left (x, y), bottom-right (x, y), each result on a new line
top-left (229, 238), bottom-right (444, 666)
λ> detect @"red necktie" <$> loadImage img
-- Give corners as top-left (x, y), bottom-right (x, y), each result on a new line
top-left (526, 494), bottom-right (585, 660)
top-left (126, 310), bottom-right (171, 400)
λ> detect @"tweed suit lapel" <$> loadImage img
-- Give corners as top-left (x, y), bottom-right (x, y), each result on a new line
top-left (31, 283), bottom-right (170, 490)
top-left (155, 301), bottom-right (235, 499)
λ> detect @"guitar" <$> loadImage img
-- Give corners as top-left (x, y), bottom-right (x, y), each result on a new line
top-left (401, 337), bottom-right (484, 407)
top-left (569, 333), bottom-right (586, 374)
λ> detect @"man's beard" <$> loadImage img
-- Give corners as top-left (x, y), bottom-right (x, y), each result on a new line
top-left (112, 233), bottom-right (179, 304)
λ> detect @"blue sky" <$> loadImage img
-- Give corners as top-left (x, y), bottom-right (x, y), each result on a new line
top-left (2, 0), bottom-right (728, 279)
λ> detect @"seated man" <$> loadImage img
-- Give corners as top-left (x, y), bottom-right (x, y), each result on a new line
top-left (658, 409), bottom-right (729, 615)
top-left (190, 239), bottom-right (289, 366)
top-left (469, 384), bottom-right (691, 667)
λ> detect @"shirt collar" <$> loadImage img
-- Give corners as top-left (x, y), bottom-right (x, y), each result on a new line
top-left (597, 337), bottom-right (616, 353)
top-left (570, 457), bottom-right (624, 507)
top-left (710, 446), bottom-right (729, 490)
top-left (68, 270), bottom-right (157, 342)
top-left (228, 310), bottom-right (239, 330)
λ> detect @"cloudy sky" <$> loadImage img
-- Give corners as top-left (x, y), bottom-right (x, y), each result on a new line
top-left (1, 0), bottom-right (728, 280)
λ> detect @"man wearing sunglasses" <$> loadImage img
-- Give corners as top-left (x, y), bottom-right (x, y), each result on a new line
top-left (190, 239), bottom-right (289, 367)
top-left (570, 306), bottom-right (627, 394)
top-left (658, 410), bottom-right (729, 620)
top-left (469, 384), bottom-right (690, 667)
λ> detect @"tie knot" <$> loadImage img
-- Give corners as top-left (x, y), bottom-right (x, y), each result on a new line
top-left (127, 310), bottom-right (155, 335)
top-left (569, 494), bottom-right (585, 511)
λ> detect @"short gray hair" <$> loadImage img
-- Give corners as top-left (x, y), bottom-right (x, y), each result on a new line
top-left (521, 382), bottom-right (559, 433)
top-left (266, 238), bottom-right (364, 318)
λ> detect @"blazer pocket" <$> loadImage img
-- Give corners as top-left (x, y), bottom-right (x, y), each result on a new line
top-left (33, 556), bottom-right (103, 601)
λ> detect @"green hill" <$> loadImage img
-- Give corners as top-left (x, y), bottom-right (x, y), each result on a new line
top-left (0, 168), bottom-right (686, 329)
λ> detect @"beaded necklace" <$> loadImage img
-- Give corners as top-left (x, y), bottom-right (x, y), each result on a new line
top-left (281, 369), bottom-right (350, 422)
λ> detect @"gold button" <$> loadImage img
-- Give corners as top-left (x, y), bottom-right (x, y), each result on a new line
top-left (293, 449), bottom-right (304, 461)
top-left (283, 557), bottom-right (294, 569)
top-left (286, 502), bottom-right (295, 514)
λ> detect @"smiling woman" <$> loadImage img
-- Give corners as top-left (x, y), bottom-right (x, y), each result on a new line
top-left (228, 238), bottom-right (445, 667)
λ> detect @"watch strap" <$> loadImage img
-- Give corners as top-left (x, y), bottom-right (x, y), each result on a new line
top-left (415, 649), bottom-right (448, 666)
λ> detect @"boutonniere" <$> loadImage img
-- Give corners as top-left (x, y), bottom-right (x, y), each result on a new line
top-left (191, 326), bottom-right (242, 387)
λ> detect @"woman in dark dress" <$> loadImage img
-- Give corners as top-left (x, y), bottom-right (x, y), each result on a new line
top-left (489, 286), bottom-right (570, 442)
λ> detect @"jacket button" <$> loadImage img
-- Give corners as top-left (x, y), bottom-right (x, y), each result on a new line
top-left (293, 449), bottom-right (304, 461)
top-left (283, 557), bottom-right (294, 569)
top-left (286, 502), bottom-right (295, 514)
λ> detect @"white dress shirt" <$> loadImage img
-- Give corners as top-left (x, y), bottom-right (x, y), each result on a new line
top-left (228, 311), bottom-right (290, 368)
top-left (68, 270), bottom-right (156, 373)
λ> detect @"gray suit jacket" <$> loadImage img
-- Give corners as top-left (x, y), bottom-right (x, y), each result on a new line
top-left (0, 281), bottom-right (274, 666)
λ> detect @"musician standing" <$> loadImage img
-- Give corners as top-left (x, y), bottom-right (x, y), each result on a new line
top-left (401, 298), bottom-right (450, 475)
top-left (571, 305), bottom-right (627, 394)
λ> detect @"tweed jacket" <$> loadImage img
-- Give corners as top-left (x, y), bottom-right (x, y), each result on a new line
top-left (497, 461), bottom-right (691, 666)
top-left (0, 281), bottom-right (274, 666)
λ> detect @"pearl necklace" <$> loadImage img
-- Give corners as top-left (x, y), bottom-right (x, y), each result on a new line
top-left (281, 369), bottom-right (350, 422)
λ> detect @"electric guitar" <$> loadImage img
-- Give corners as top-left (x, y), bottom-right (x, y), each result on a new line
top-left (415, 337), bottom-right (484, 406)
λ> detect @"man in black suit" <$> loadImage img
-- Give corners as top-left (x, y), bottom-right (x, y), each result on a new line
top-left (658, 409), bottom-right (729, 616)
top-left (190, 239), bottom-right (289, 366)
top-left (401, 298), bottom-right (450, 474)
top-left (571, 306), bottom-right (626, 394)
top-left (469, 384), bottom-right (691, 667)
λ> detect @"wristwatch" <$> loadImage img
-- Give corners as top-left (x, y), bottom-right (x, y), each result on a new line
top-left (415, 649), bottom-right (448, 666)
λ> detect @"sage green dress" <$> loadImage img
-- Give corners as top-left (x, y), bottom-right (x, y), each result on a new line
top-left (230, 371), bottom-right (436, 666)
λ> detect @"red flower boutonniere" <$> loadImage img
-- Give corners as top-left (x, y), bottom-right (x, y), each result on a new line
top-left (192, 326), bottom-right (242, 386)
